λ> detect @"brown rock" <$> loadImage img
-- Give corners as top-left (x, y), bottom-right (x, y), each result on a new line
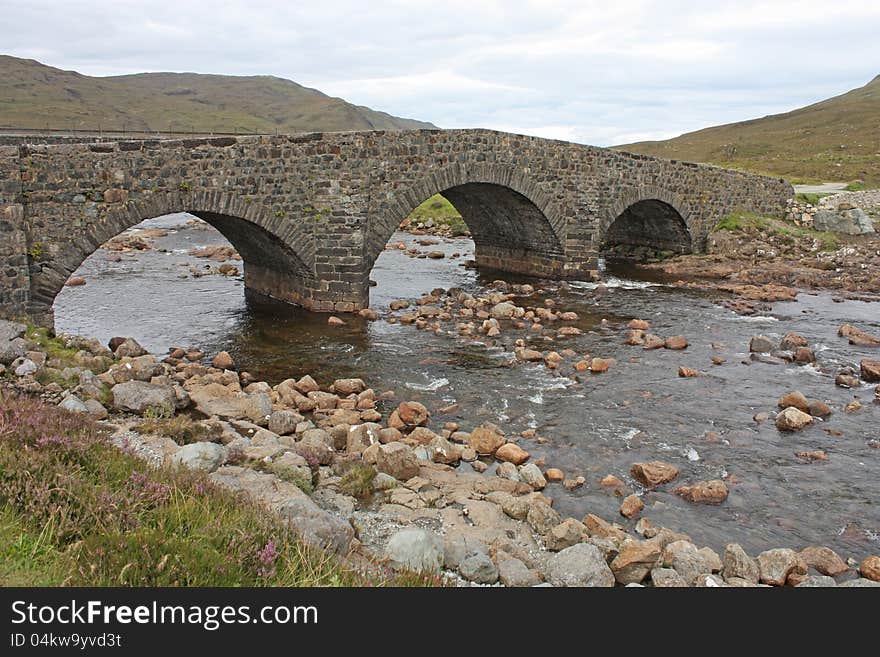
top-left (495, 443), bottom-right (530, 465)
top-left (796, 450), bottom-right (828, 462)
top-left (65, 277), bottom-right (86, 286)
top-left (610, 541), bottom-right (661, 584)
top-left (678, 366), bottom-right (699, 378)
top-left (775, 407), bottom-right (813, 431)
top-left (467, 425), bottom-right (506, 455)
top-left (545, 519), bottom-right (590, 551)
top-left (516, 348), bottom-right (544, 362)
top-left (600, 474), bottom-right (624, 487)
top-left (627, 319), bottom-right (651, 330)
top-left (808, 400), bottom-right (832, 417)
top-left (630, 461), bottom-right (679, 488)
top-left (643, 334), bottom-right (665, 350)
top-left (327, 316), bottom-right (346, 326)
top-left (799, 546), bottom-right (848, 576)
top-left (839, 324), bottom-right (880, 347)
top-left (396, 401), bottom-right (430, 427)
top-left (757, 548), bottom-right (807, 586)
top-left (674, 480), bottom-right (729, 505)
top-left (574, 360), bottom-right (590, 372)
top-left (861, 556), bottom-right (880, 581)
top-left (664, 335), bottom-right (688, 350)
top-left (545, 468), bottom-right (565, 482)
top-left (624, 329), bottom-right (645, 346)
top-left (582, 513), bottom-right (628, 541)
top-left (619, 494), bottom-right (644, 519)
top-left (844, 401), bottom-right (862, 414)
top-left (861, 359), bottom-right (880, 382)
top-left (590, 357), bottom-right (610, 373)
top-left (835, 373), bottom-right (860, 388)
top-left (777, 391), bottom-right (809, 413)
top-left (211, 351), bottom-right (234, 370)
top-left (780, 332), bottom-right (808, 351)
top-left (794, 347), bottom-right (815, 364)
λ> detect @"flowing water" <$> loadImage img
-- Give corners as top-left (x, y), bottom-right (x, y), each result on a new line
top-left (55, 213), bottom-right (880, 558)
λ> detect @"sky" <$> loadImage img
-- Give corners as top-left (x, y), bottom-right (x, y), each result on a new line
top-left (2, 0), bottom-right (878, 145)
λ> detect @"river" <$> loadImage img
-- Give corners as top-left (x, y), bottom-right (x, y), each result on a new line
top-left (54, 213), bottom-right (880, 559)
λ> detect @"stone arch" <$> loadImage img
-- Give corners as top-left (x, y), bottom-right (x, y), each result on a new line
top-left (598, 187), bottom-right (694, 255)
top-left (367, 163), bottom-right (567, 278)
top-left (30, 191), bottom-right (314, 323)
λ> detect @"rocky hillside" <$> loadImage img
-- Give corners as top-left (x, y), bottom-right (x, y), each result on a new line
top-left (0, 55), bottom-right (435, 134)
top-left (616, 75), bottom-right (880, 185)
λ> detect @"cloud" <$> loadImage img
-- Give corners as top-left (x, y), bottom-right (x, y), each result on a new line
top-left (1, 0), bottom-right (877, 146)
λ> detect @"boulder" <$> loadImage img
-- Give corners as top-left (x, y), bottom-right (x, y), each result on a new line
top-left (375, 442), bottom-right (420, 480)
top-left (498, 558), bottom-right (541, 587)
top-left (860, 359), bottom-right (880, 383)
top-left (495, 442), bottom-right (530, 465)
top-left (519, 463), bottom-right (547, 490)
top-left (171, 442), bottom-right (227, 472)
top-left (861, 555), bottom-right (880, 581)
top-left (674, 480), bottom-right (729, 505)
top-left (545, 518), bottom-right (590, 551)
top-left (268, 409), bottom-right (303, 436)
top-left (812, 207), bottom-right (874, 235)
top-left (775, 406), bottom-right (813, 431)
top-left (548, 543), bottom-right (615, 587)
top-left (211, 351), bottom-right (235, 370)
top-left (111, 381), bottom-right (177, 415)
top-left (630, 461), bottom-right (679, 488)
top-left (619, 494), bottom-right (644, 518)
top-left (114, 337), bottom-right (147, 358)
top-left (777, 390), bottom-right (810, 413)
top-left (467, 425), bottom-right (506, 455)
top-left (780, 332), bottom-right (808, 351)
top-left (722, 543), bottom-right (759, 583)
top-left (58, 395), bottom-right (89, 414)
top-left (210, 466), bottom-right (352, 553)
top-left (384, 528), bottom-right (444, 573)
top-left (757, 548), bottom-right (806, 586)
top-left (799, 546), bottom-right (848, 577)
top-left (333, 378), bottom-right (365, 395)
top-left (188, 384), bottom-right (271, 423)
top-left (749, 335), bottom-right (776, 353)
top-left (664, 335), bottom-right (688, 350)
top-left (650, 567), bottom-right (687, 587)
top-left (610, 541), bottom-right (661, 584)
top-left (458, 551), bottom-right (499, 584)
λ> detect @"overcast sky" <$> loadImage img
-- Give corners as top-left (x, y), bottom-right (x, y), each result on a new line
top-left (3, 0), bottom-right (878, 145)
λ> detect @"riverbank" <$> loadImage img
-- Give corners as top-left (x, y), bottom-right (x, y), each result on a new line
top-left (623, 210), bottom-right (880, 312)
top-left (2, 319), bottom-right (878, 587)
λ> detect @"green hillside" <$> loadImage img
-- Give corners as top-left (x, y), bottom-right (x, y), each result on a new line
top-left (0, 55), bottom-right (435, 134)
top-left (616, 75), bottom-right (880, 185)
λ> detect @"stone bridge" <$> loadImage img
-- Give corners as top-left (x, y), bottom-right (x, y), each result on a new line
top-left (0, 129), bottom-right (792, 327)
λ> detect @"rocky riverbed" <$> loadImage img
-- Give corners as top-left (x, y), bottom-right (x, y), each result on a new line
top-left (23, 211), bottom-right (879, 586)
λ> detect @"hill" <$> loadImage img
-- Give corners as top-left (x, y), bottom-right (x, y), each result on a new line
top-left (616, 75), bottom-right (880, 185)
top-left (0, 55), bottom-right (435, 135)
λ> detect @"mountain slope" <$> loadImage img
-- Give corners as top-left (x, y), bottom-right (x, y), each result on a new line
top-left (616, 75), bottom-right (880, 185)
top-left (0, 55), bottom-right (436, 134)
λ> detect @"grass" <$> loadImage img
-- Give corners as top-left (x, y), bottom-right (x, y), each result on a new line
top-left (133, 412), bottom-right (217, 445)
top-left (794, 192), bottom-right (831, 206)
top-left (404, 194), bottom-right (470, 236)
top-left (714, 211), bottom-right (840, 251)
top-left (0, 391), bottom-right (424, 587)
top-left (844, 181), bottom-right (867, 192)
top-left (338, 463), bottom-right (377, 500)
top-left (617, 74), bottom-right (880, 186)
